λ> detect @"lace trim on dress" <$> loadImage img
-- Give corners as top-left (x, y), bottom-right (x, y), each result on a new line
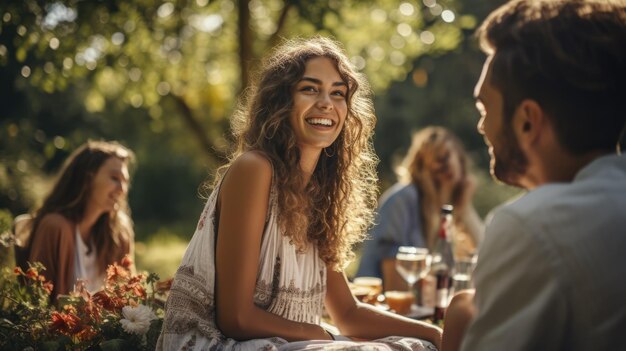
top-left (252, 256), bottom-right (326, 324)
top-left (265, 278), bottom-right (325, 324)
top-left (253, 256), bottom-right (281, 309)
top-left (162, 265), bottom-right (223, 340)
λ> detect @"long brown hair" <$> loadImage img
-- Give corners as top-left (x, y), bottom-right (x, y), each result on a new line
top-left (396, 126), bottom-right (470, 249)
top-left (30, 140), bottom-right (135, 273)
top-left (217, 36), bottom-right (378, 270)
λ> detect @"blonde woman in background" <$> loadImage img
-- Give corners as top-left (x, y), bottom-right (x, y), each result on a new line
top-left (357, 126), bottom-right (483, 291)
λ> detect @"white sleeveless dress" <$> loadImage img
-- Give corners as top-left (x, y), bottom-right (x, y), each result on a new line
top-left (157, 173), bottom-right (437, 351)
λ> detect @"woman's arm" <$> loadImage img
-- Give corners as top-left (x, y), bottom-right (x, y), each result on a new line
top-left (28, 213), bottom-right (76, 300)
top-left (454, 176), bottom-right (484, 246)
top-left (214, 152), bottom-right (331, 341)
top-left (325, 268), bottom-right (442, 349)
top-left (457, 205), bottom-right (484, 246)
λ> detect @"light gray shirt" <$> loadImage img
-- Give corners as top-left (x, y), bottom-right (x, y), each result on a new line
top-left (462, 154), bottom-right (626, 351)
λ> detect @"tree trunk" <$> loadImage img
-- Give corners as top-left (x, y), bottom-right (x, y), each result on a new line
top-left (238, 0), bottom-right (252, 90)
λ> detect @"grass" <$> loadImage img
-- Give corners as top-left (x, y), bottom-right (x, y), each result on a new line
top-left (133, 229), bottom-right (366, 281)
top-left (135, 230), bottom-right (189, 280)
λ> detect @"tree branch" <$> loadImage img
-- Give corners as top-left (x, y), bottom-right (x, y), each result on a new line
top-left (171, 95), bottom-right (227, 163)
top-left (268, 2), bottom-right (292, 48)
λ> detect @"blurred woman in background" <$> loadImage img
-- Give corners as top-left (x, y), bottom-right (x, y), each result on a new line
top-left (357, 126), bottom-right (483, 290)
top-left (14, 140), bottom-right (135, 301)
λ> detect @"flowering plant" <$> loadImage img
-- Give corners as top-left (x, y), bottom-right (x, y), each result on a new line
top-left (0, 256), bottom-right (171, 350)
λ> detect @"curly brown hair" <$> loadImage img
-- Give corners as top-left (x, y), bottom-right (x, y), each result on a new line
top-left (216, 36), bottom-right (378, 270)
top-left (29, 140), bottom-right (135, 273)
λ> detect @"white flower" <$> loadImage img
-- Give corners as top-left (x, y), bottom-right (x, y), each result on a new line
top-left (120, 304), bottom-right (157, 335)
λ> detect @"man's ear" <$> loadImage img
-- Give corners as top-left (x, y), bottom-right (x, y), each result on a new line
top-left (513, 99), bottom-right (545, 149)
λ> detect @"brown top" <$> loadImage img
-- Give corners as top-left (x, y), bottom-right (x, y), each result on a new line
top-left (31, 214), bottom-right (77, 300)
top-left (14, 213), bottom-right (132, 301)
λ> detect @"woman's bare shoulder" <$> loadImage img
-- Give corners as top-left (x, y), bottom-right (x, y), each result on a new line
top-left (218, 151), bottom-right (273, 207)
top-left (227, 151), bottom-right (273, 181)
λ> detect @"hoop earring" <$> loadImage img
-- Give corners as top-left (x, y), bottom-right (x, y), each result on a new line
top-left (324, 146), bottom-right (335, 157)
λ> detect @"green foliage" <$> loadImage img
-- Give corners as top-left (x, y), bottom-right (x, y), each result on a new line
top-left (0, 0), bottom-right (495, 225)
top-left (0, 260), bottom-right (168, 350)
top-left (1, 0), bottom-right (521, 279)
top-left (0, 209), bottom-right (11, 232)
top-left (135, 230), bottom-right (189, 279)
top-left (0, 208), bottom-right (15, 274)
top-left (0, 263), bottom-right (57, 350)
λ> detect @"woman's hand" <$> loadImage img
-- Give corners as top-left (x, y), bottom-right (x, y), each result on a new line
top-left (452, 174), bottom-right (485, 247)
top-left (326, 269), bottom-right (444, 348)
top-left (454, 174), bottom-right (477, 214)
top-left (416, 161), bottom-right (441, 249)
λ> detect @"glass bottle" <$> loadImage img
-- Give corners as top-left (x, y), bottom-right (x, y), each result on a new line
top-left (431, 204), bottom-right (455, 324)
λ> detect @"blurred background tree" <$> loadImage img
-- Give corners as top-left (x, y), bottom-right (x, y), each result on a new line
top-left (0, 0), bottom-right (526, 278)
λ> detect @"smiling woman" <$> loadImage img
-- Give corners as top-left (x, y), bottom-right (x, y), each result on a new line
top-left (157, 37), bottom-right (442, 351)
top-left (289, 57), bottom-right (348, 155)
top-left (13, 140), bottom-right (136, 301)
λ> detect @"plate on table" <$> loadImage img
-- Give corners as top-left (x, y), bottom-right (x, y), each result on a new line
top-left (376, 303), bottom-right (433, 320)
top-left (404, 304), bottom-right (434, 319)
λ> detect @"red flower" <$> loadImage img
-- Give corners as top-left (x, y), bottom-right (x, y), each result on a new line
top-left (71, 280), bottom-right (94, 303)
top-left (127, 275), bottom-right (144, 286)
top-left (106, 263), bottom-right (130, 283)
top-left (121, 255), bottom-right (133, 269)
top-left (75, 325), bottom-right (98, 342)
top-left (156, 278), bottom-right (173, 293)
top-left (13, 267), bottom-right (24, 276)
top-left (77, 295), bottom-right (103, 324)
top-left (130, 284), bottom-right (146, 299)
top-left (50, 309), bottom-right (82, 335)
top-left (25, 267), bottom-right (39, 280)
top-left (92, 290), bottom-right (120, 312)
top-left (43, 281), bottom-right (54, 294)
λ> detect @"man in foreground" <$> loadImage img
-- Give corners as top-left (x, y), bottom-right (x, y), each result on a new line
top-left (462, 0), bottom-right (626, 350)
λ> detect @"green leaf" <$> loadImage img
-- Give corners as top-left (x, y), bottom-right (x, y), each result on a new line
top-left (16, 47), bottom-right (27, 63)
top-left (146, 318), bottom-right (163, 350)
top-left (38, 341), bottom-right (61, 351)
top-left (99, 339), bottom-right (129, 351)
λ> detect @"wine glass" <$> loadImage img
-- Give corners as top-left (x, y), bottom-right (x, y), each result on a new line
top-left (452, 254), bottom-right (478, 292)
top-left (395, 246), bottom-right (432, 293)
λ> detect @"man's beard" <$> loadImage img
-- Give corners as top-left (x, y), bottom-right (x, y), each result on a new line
top-left (491, 127), bottom-right (528, 188)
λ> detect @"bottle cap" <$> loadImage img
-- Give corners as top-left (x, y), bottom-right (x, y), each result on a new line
top-left (441, 204), bottom-right (453, 214)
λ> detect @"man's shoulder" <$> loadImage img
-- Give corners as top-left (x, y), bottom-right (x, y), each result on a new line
top-left (500, 156), bottom-right (626, 219)
top-left (486, 161), bottom-right (626, 247)
top-left (498, 184), bottom-right (567, 216)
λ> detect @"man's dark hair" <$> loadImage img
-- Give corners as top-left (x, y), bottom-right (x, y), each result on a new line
top-left (477, 0), bottom-right (626, 154)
